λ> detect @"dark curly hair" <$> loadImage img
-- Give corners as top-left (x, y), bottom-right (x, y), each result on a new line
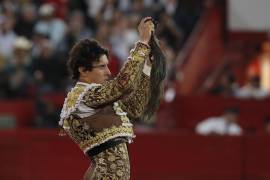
top-left (67, 39), bottom-right (109, 80)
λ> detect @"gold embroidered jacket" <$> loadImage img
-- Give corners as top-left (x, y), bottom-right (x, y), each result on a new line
top-left (59, 42), bottom-right (151, 153)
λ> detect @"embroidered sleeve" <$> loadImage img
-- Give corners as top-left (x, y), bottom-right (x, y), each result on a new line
top-left (117, 72), bottom-right (150, 119)
top-left (83, 42), bottom-right (150, 108)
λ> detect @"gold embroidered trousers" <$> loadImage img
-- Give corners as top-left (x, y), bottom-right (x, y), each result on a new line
top-left (90, 143), bottom-right (130, 180)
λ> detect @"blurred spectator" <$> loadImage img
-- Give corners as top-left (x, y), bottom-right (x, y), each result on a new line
top-left (14, 3), bottom-right (37, 39)
top-left (67, 10), bottom-right (92, 40)
top-left (118, 0), bottom-right (132, 13)
top-left (9, 36), bottom-right (32, 66)
top-left (259, 41), bottom-right (270, 92)
top-left (235, 75), bottom-right (269, 100)
top-left (131, 0), bottom-right (145, 15)
top-left (246, 41), bottom-right (270, 94)
top-left (72, 0), bottom-right (98, 32)
top-left (34, 3), bottom-right (66, 48)
top-left (160, 0), bottom-right (178, 15)
top-left (94, 21), bottom-right (121, 76)
top-left (201, 62), bottom-right (240, 97)
top-left (31, 29), bottom-right (50, 59)
top-left (195, 107), bottom-right (242, 136)
top-left (98, 0), bottom-right (118, 22)
top-left (246, 44), bottom-right (261, 79)
top-left (0, 15), bottom-right (17, 58)
top-left (171, 0), bottom-right (202, 43)
top-left (44, 0), bottom-right (68, 19)
top-left (34, 98), bottom-right (60, 128)
top-left (209, 72), bottom-right (239, 97)
top-left (157, 9), bottom-right (183, 50)
top-left (31, 39), bottom-right (63, 93)
top-left (95, 21), bottom-right (111, 45)
top-left (6, 36), bottom-right (32, 97)
top-left (85, 0), bottom-right (104, 18)
top-left (58, 10), bottom-right (92, 56)
top-left (0, 0), bottom-right (18, 17)
top-left (110, 12), bottom-right (139, 64)
top-left (0, 55), bottom-right (9, 97)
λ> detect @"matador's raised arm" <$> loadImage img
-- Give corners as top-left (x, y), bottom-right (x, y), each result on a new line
top-left (82, 42), bottom-right (150, 108)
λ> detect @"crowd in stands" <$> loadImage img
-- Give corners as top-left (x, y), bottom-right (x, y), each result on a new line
top-left (196, 37), bottom-right (270, 136)
top-left (0, 0), bottom-right (202, 99)
top-left (0, 0), bottom-right (269, 136)
top-left (208, 71), bottom-right (269, 100)
top-left (204, 48), bottom-right (270, 100)
top-left (0, 0), bottom-right (203, 128)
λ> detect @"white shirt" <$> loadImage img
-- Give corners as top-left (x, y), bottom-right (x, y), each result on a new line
top-left (195, 117), bottom-right (242, 136)
top-left (235, 85), bottom-right (269, 99)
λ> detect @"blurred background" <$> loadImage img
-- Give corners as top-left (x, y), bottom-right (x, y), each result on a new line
top-left (0, 0), bottom-right (270, 179)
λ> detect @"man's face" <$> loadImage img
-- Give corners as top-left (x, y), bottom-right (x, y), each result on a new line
top-left (80, 54), bottom-right (111, 84)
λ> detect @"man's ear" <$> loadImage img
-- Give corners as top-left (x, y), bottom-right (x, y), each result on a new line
top-left (79, 67), bottom-right (88, 78)
top-left (79, 67), bottom-right (85, 74)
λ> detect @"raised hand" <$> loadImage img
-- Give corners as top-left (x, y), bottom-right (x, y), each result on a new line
top-left (138, 17), bottom-right (155, 45)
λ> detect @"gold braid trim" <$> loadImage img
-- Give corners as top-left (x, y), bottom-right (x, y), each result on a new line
top-left (118, 73), bottom-right (150, 119)
top-left (63, 103), bottom-right (135, 153)
top-left (66, 85), bottom-right (86, 108)
top-left (79, 126), bottom-right (134, 152)
top-left (59, 83), bottom-right (94, 126)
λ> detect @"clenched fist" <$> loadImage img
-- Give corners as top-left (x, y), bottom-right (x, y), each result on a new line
top-left (138, 17), bottom-right (155, 45)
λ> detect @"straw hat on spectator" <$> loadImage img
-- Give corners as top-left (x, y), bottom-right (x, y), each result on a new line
top-left (39, 4), bottom-right (54, 16)
top-left (13, 37), bottom-right (32, 50)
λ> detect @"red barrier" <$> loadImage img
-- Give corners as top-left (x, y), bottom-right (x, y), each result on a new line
top-left (25, 130), bottom-right (89, 180)
top-left (42, 92), bottom-right (65, 107)
top-left (0, 129), bottom-right (88, 180)
top-left (1, 129), bottom-right (269, 180)
top-left (245, 135), bottom-right (270, 180)
top-left (0, 93), bottom-right (65, 128)
top-left (0, 100), bottom-right (34, 127)
top-left (130, 132), bottom-right (242, 180)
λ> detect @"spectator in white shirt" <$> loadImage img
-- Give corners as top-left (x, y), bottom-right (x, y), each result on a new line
top-left (34, 4), bottom-right (66, 48)
top-left (196, 107), bottom-right (242, 136)
top-left (235, 76), bottom-right (269, 100)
